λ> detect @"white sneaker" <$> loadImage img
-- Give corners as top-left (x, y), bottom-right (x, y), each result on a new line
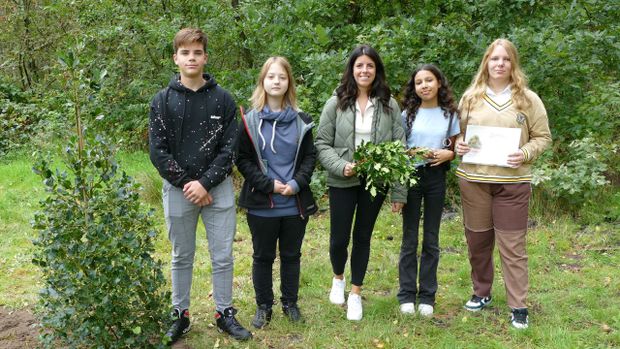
top-left (346, 293), bottom-right (363, 321)
top-left (399, 302), bottom-right (415, 314)
top-left (329, 277), bottom-right (346, 305)
top-left (418, 303), bottom-right (434, 317)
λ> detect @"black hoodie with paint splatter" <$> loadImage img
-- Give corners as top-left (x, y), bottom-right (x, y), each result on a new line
top-left (149, 73), bottom-right (238, 190)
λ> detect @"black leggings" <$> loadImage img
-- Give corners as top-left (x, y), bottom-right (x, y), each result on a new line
top-left (247, 213), bottom-right (308, 306)
top-left (328, 184), bottom-right (386, 286)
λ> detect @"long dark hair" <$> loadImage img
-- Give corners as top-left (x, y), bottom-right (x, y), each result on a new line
top-left (402, 64), bottom-right (458, 138)
top-left (336, 44), bottom-right (392, 113)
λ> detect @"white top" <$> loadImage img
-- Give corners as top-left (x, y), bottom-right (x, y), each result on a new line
top-left (485, 85), bottom-right (512, 106)
top-left (355, 98), bottom-right (375, 148)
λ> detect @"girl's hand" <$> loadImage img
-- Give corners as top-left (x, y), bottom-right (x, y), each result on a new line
top-left (455, 140), bottom-right (470, 156)
top-left (274, 180), bottom-right (286, 193)
top-left (507, 150), bottom-right (525, 168)
top-left (429, 149), bottom-right (454, 166)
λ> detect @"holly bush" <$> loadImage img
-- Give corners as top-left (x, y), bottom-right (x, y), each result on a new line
top-left (32, 135), bottom-right (169, 349)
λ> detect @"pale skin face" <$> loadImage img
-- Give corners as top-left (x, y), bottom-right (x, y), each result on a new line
top-left (487, 44), bottom-right (512, 89)
top-left (263, 62), bottom-right (289, 110)
top-left (173, 42), bottom-right (208, 81)
top-left (414, 70), bottom-right (441, 108)
top-left (353, 55), bottom-right (376, 93)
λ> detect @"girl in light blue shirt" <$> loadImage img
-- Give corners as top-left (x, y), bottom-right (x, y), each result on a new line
top-left (397, 64), bottom-right (459, 317)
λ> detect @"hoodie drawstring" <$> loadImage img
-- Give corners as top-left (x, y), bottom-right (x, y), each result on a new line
top-left (257, 119), bottom-right (278, 154)
top-left (270, 120), bottom-right (277, 154)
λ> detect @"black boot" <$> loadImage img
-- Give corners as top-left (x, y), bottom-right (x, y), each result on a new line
top-left (215, 307), bottom-right (252, 340)
top-left (282, 302), bottom-right (303, 323)
top-left (251, 304), bottom-right (272, 329)
top-left (163, 308), bottom-right (191, 345)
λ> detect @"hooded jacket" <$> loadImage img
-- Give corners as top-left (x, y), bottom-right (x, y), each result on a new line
top-left (237, 108), bottom-right (318, 218)
top-left (149, 74), bottom-right (238, 190)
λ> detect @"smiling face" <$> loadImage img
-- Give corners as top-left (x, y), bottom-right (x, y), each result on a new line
top-left (487, 44), bottom-right (512, 85)
top-left (414, 69), bottom-right (441, 106)
top-left (173, 42), bottom-right (207, 79)
top-left (353, 55), bottom-right (376, 92)
top-left (263, 62), bottom-right (289, 100)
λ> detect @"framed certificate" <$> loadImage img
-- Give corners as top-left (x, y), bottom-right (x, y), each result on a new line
top-left (462, 125), bottom-right (521, 167)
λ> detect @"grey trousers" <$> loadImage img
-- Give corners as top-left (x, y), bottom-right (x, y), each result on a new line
top-left (162, 177), bottom-right (236, 312)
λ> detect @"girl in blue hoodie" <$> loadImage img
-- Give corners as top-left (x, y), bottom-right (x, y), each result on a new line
top-left (236, 57), bottom-right (317, 328)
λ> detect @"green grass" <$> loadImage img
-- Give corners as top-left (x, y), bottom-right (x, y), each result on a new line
top-left (0, 152), bottom-right (618, 348)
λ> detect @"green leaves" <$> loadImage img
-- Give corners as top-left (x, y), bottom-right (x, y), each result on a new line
top-left (32, 136), bottom-right (168, 349)
top-left (353, 141), bottom-right (419, 197)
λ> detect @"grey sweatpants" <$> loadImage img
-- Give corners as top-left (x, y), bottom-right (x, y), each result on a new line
top-left (162, 177), bottom-right (236, 312)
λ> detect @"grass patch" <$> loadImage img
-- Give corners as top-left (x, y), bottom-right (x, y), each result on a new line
top-left (0, 151), bottom-right (618, 348)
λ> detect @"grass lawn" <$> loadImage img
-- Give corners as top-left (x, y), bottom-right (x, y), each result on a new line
top-left (0, 151), bottom-right (618, 348)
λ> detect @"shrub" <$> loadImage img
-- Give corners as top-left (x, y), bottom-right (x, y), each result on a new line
top-left (532, 135), bottom-right (614, 212)
top-left (32, 135), bottom-right (169, 349)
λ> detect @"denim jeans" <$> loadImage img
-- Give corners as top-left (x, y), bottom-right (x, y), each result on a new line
top-left (398, 166), bottom-right (446, 306)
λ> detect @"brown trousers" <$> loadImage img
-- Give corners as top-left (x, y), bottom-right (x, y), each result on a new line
top-left (459, 179), bottom-right (531, 309)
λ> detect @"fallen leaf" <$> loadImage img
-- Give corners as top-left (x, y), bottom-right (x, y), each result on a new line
top-left (602, 324), bottom-right (612, 333)
top-left (603, 277), bottom-right (611, 286)
top-left (462, 316), bottom-right (468, 323)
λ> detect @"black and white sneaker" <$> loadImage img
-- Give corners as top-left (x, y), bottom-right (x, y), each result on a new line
top-left (464, 295), bottom-right (492, 311)
top-left (510, 308), bottom-right (529, 329)
top-left (215, 307), bottom-right (252, 341)
top-left (163, 308), bottom-right (191, 345)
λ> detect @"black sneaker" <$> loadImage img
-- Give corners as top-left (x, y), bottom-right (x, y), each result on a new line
top-left (163, 308), bottom-right (191, 345)
top-left (215, 307), bottom-right (252, 340)
top-left (510, 308), bottom-right (529, 329)
top-left (464, 294), bottom-right (492, 312)
top-left (251, 304), bottom-right (272, 329)
top-left (282, 302), bottom-right (303, 323)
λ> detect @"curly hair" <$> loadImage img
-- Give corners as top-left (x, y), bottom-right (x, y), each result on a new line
top-left (402, 64), bottom-right (458, 138)
top-left (336, 44), bottom-right (392, 113)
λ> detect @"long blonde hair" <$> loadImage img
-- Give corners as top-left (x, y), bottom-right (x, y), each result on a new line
top-left (461, 39), bottom-right (531, 112)
top-left (250, 56), bottom-right (298, 111)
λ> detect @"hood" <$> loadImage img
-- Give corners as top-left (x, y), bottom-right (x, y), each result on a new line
top-left (168, 73), bottom-right (217, 92)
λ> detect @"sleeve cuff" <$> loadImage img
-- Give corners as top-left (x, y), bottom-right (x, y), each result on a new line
top-left (520, 148), bottom-right (530, 162)
top-left (287, 180), bottom-right (300, 194)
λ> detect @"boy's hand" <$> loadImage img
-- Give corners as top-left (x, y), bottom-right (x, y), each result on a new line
top-left (183, 181), bottom-right (212, 206)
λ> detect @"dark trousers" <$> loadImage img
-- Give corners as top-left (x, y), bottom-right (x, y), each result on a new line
top-left (328, 184), bottom-right (386, 286)
top-left (247, 213), bottom-right (308, 306)
top-left (398, 166), bottom-right (446, 306)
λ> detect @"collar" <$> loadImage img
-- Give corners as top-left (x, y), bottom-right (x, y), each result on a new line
top-left (486, 85), bottom-right (512, 97)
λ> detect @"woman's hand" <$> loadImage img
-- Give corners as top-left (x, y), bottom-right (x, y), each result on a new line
top-left (455, 140), bottom-right (470, 156)
top-left (343, 162), bottom-right (356, 177)
top-left (428, 149), bottom-right (454, 167)
top-left (391, 202), bottom-right (404, 213)
top-left (507, 150), bottom-right (525, 168)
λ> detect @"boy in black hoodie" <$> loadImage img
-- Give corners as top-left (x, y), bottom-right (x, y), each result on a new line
top-left (149, 27), bottom-right (251, 344)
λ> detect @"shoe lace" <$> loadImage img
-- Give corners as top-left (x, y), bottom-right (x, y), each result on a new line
top-left (471, 295), bottom-right (482, 302)
top-left (512, 309), bottom-right (528, 323)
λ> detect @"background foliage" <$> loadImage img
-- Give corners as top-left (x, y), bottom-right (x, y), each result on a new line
top-left (1, 0), bottom-right (619, 219)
